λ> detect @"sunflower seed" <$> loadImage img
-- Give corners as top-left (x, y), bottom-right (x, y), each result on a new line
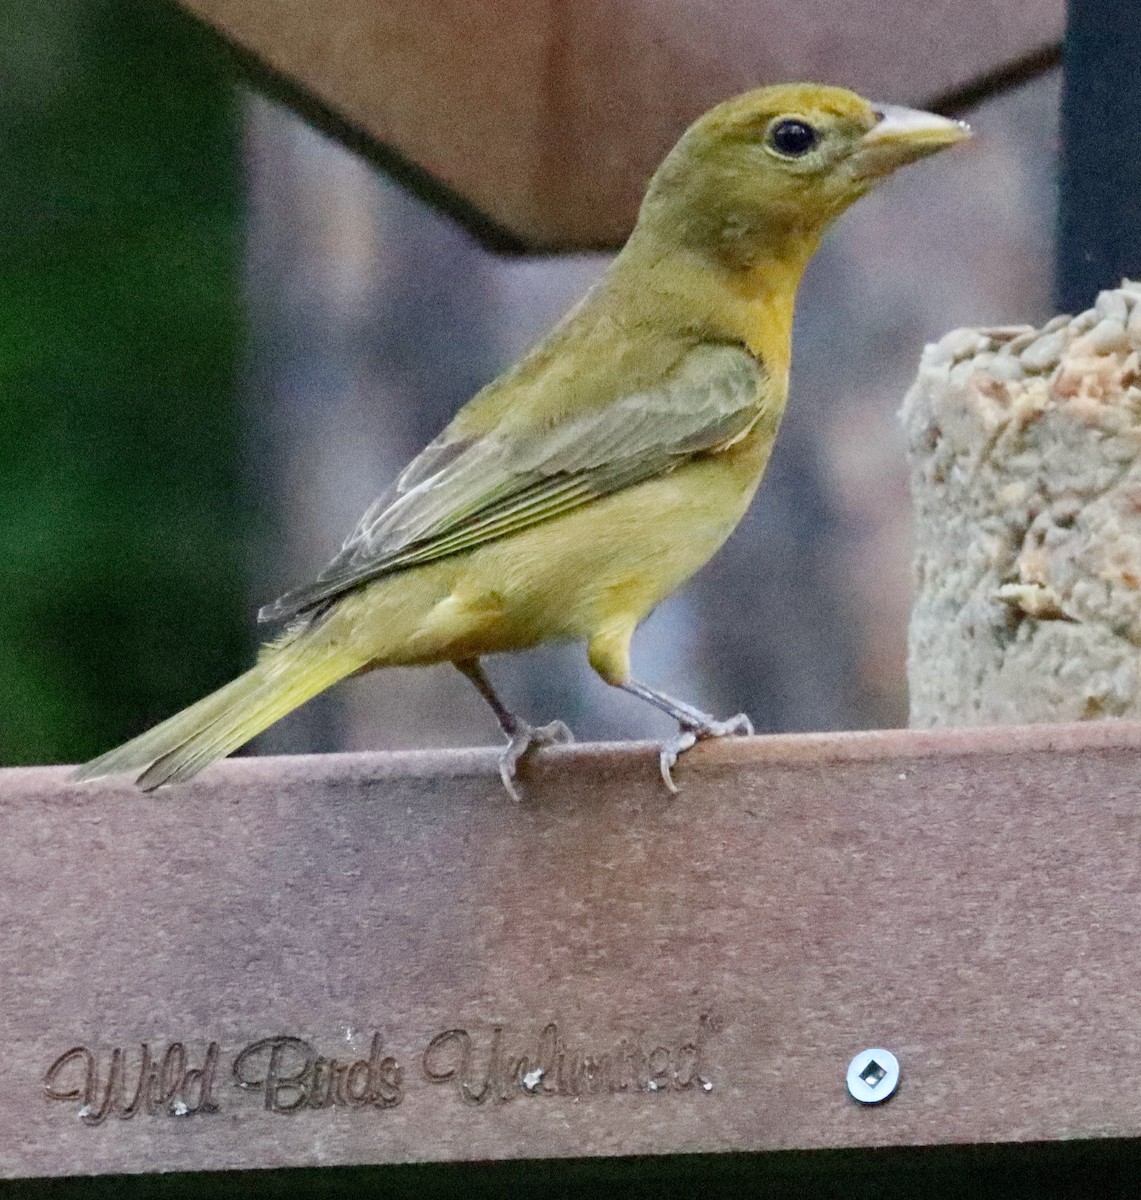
top-left (986, 355), bottom-right (1025, 382)
top-left (1086, 318), bottom-right (1131, 356)
top-left (1069, 309), bottom-right (1098, 335)
top-left (1095, 290), bottom-right (1129, 326)
top-left (1020, 330), bottom-right (1066, 372)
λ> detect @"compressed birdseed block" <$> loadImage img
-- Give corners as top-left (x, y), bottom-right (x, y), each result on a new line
top-left (902, 280), bottom-right (1141, 726)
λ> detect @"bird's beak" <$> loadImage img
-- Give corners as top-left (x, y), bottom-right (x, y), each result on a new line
top-left (853, 104), bottom-right (971, 177)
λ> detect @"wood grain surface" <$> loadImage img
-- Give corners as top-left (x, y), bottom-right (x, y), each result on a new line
top-left (177, 0), bottom-right (1063, 249)
top-left (3, 721), bottom-right (1141, 1178)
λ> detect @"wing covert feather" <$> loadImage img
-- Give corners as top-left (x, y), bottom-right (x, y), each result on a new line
top-left (260, 342), bottom-right (766, 622)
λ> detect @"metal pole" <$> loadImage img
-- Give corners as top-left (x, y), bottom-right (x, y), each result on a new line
top-left (1057, 0), bottom-right (1141, 312)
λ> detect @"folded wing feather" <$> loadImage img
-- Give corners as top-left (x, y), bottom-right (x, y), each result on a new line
top-left (259, 342), bottom-right (766, 623)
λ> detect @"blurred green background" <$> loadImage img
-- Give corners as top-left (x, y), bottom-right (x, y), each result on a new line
top-left (0, 0), bottom-right (248, 765)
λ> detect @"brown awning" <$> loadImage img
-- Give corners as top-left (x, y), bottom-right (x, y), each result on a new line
top-left (181, 0), bottom-right (1063, 250)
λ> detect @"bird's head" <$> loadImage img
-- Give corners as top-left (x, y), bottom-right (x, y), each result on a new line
top-left (636, 83), bottom-right (970, 269)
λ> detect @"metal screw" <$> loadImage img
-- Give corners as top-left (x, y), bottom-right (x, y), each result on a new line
top-left (846, 1048), bottom-right (899, 1104)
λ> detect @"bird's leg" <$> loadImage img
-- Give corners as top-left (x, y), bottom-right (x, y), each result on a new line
top-left (619, 678), bottom-right (753, 793)
top-left (455, 658), bottom-right (573, 800)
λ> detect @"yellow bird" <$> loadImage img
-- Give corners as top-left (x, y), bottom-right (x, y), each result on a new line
top-left (76, 83), bottom-right (969, 797)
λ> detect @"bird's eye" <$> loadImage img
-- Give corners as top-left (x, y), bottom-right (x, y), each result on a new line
top-left (767, 118), bottom-right (818, 157)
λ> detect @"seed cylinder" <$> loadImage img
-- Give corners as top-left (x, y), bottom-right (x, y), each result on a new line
top-left (902, 281), bottom-right (1141, 726)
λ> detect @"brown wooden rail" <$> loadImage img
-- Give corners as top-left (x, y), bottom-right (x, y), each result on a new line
top-left (2, 720), bottom-right (1140, 1177)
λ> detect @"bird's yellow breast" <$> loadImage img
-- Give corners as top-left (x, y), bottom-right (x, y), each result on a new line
top-left (338, 419), bottom-right (778, 676)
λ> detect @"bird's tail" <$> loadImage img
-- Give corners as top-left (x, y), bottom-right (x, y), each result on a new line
top-left (72, 626), bottom-right (364, 791)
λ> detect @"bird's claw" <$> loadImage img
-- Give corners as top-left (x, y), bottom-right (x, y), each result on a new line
top-left (658, 711), bottom-right (754, 793)
top-left (659, 729), bottom-right (698, 793)
top-left (498, 719), bottom-right (574, 800)
top-left (532, 719), bottom-right (575, 746)
top-left (690, 712), bottom-right (754, 739)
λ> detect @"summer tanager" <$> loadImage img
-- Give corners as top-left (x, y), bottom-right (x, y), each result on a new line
top-left (76, 83), bottom-right (969, 797)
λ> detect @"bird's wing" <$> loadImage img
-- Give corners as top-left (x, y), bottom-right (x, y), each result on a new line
top-left (260, 341), bottom-right (765, 622)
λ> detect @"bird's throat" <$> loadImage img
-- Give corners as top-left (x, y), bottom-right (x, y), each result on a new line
top-left (717, 247), bottom-right (813, 381)
top-left (610, 227), bottom-right (815, 381)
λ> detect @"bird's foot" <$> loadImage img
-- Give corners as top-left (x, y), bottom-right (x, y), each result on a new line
top-left (498, 719), bottom-right (574, 801)
top-left (659, 712), bottom-right (753, 794)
